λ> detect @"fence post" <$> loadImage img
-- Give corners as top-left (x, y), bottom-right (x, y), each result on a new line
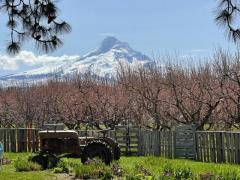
top-left (10, 129), bottom-right (16, 152)
top-left (137, 128), bottom-right (142, 156)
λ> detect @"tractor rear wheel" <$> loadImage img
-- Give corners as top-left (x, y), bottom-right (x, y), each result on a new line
top-left (95, 138), bottom-right (121, 160)
top-left (81, 140), bottom-right (113, 165)
top-left (112, 142), bottom-right (121, 160)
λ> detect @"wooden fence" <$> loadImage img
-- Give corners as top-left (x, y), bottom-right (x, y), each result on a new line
top-left (195, 131), bottom-right (240, 164)
top-left (138, 130), bottom-right (175, 158)
top-left (0, 128), bottom-right (39, 153)
top-left (0, 126), bottom-right (175, 158)
top-left (2, 126), bottom-right (240, 164)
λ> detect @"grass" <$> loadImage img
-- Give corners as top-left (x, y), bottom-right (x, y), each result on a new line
top-left (1, 153), bottom-right (56, 180)
top-left (119, 156), bottom-right (240, 178)
top-left (1, 153), bottom-right (240, 179)
top-left (14, 157), bottom-right (42, 172)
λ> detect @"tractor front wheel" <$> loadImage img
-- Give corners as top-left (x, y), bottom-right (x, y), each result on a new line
top-left (30, 153), bottom-right (59, 169)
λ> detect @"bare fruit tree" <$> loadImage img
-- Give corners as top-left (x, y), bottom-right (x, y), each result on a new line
top-left (165, 63), bottom-right (221, 130)
top-left (214, 50), bottom-right (240, 129)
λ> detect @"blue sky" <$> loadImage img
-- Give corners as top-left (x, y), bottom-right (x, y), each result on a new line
top-left (58, 0), bottom-right (235, 56)
top-left (0, 0), bottom-right (237, 75)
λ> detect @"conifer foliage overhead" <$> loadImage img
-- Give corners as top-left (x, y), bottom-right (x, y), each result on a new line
top-left (216, 0), bottom-right (240, 43)
top-left (0, 0), bottom-right (71, 54)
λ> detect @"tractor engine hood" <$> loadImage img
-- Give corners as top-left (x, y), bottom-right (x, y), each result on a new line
top-left (39, 130), bottom-right (79, 139)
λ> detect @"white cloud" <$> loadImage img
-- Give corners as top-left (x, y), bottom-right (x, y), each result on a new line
top-left (0, 57), bottom-right (18, 70)
top-left (0, 51), bottom-right (80, 71)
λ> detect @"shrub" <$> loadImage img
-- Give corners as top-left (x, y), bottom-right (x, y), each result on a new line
top-left (162, 162), bottom-right (174, 177)
top-left (53, 167), bottom-right (63, 174)
top-left (135, 164), bottom-right (152, 176)
top-left (56, 159), bottom-right (69, 173)
top-left (74, 161), bottom-right (113, 179)
top-left (65, 159), bottom-right (80, 168)
top-left (174, 167), bottom-right (193, 179)
top-left (75, 165), bottom-right (93, 179)
top-left (14, 157), bottom-right (42, 172)
top-left (102, 171), bottom-right (114, 180)
top-left (14, 159), bottom-right (31, 172)
top-left (111, 162), bottom-right (123, 177)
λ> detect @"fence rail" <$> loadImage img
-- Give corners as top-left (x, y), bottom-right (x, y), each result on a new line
top-left (1, 126), bottom-right (240, 164)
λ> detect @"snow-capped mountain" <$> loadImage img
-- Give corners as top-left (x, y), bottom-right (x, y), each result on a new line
top-left (0, 37), bottom-right (152, 81)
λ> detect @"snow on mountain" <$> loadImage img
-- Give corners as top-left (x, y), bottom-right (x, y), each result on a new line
top-left (0, 37), bottom-right (152, 81)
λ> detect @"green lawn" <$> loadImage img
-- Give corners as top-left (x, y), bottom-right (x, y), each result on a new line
top-left (120, 156), bottom-right (240, 178)
top-left (1, 153), bottom-right (56, 180)
top-left (1, 153), bottom-right (240, 179)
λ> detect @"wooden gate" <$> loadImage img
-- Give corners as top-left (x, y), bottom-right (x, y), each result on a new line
top-left (175, 125), bottom-right (196, 159)
top-left (115, 126), bottom-right (139, 155)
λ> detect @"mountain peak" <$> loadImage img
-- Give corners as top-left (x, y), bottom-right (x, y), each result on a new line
top-left (0, 37), bottom-right (153, 82)
top-left (84, 36), bottom-right (131, 58)
top-left (98, 36), bottom-right (121, 53)
top-left (100, 36), bottom-right (120, 49)
top-left (99, 36), bottom-right (131, 51)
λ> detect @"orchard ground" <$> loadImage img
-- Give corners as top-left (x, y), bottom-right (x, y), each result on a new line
top-left (1, 153), bottom-right (240, 179)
